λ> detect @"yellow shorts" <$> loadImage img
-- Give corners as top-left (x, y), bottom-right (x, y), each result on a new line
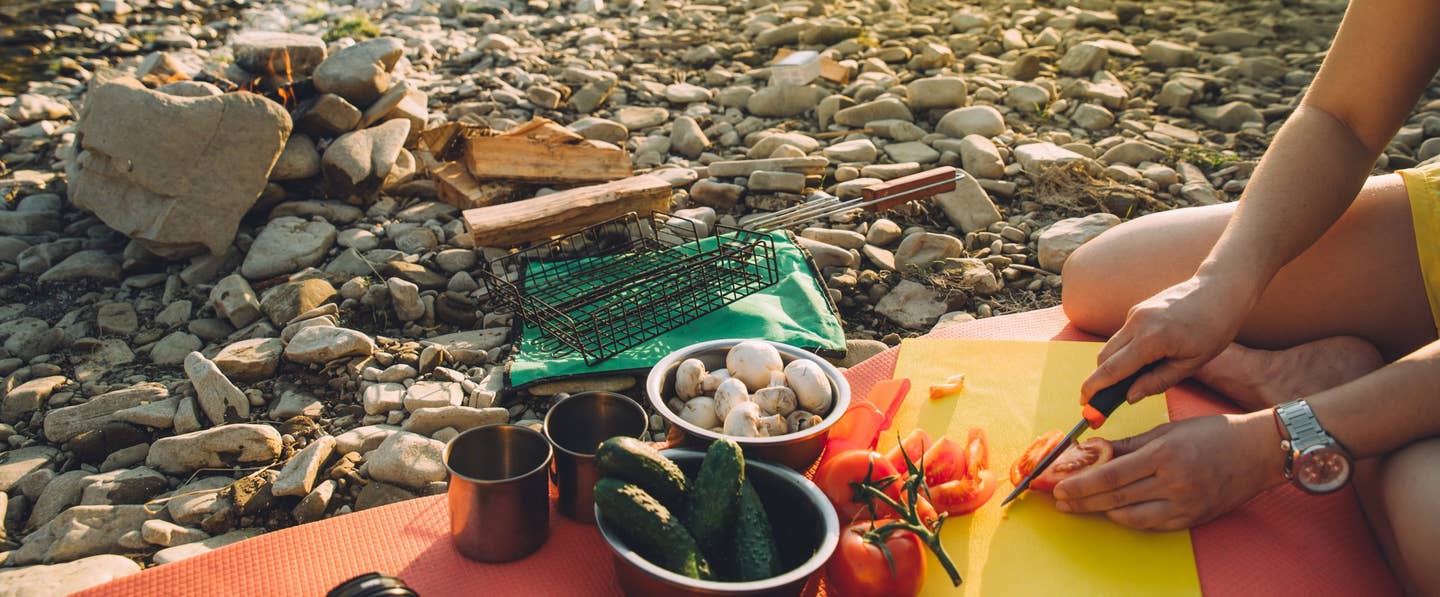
top-left (1398, 162), bottom-right (1440, 333)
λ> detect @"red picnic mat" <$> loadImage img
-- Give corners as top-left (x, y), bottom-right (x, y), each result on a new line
top-left (77, 307), bottom-right (1401, 596)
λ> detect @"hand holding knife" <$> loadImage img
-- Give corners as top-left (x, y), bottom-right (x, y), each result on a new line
top-left (1001, 363), bottom-right (1157, 507)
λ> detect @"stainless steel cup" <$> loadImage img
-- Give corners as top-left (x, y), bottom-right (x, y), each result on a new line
top-left (445, 424), bottom-right (553, 562)
top-left (543, 391), bottom-right (648, 524)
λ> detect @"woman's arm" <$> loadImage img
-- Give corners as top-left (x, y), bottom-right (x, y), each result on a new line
top-left (1080, 0), bottom-right (1440, 401)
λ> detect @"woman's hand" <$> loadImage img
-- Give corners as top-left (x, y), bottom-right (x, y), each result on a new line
top-left (1081, 274), bottom-right (1260, 404)
top-left (1050, 412), bottom-right (1287, 531)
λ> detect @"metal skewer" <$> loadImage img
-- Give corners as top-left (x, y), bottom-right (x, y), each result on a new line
top-left (745, 167), bottom-right (966, 231)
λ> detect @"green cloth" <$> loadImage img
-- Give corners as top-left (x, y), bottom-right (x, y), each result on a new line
top-left (508, 231), bottom-right (846, 388)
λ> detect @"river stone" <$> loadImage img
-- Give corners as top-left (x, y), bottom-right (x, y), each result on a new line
top-left (834, 98), bottom-right (912, 127)
top-left (875, 280), bottom-right (949, 330)
top-left (334, 424), bottom-right (400, 454)
top-left (111, 395), bottom-right (179, 429)
top-left (958, 135), bottom-right (1005, 179)
top-left (79, 466), bottom-right (168, 505)
top-left (284, 326), bottom-right (375, 364)
top-left (260, 278), bottom-right (337, 325)
top-left (895, 233), bottom-right (965, 270)
top-left (1014, 142), bottom-right (1086, 173)
top-left (297, 93), bottom-right (362, 137)
top-left (401, 406), bottom-right (507, 436)
top-left (0, 445), bottom-right (60, 493)
top-left (1194, 101), bottom-right (1264, 131)
top-left (273, 435), bottom-right (335, 497)
top-left (26, 470), bottom-right (91, 530)
top-left (746, 84), bottom-right (825, 117)
top-left (234, 31), bottom-right (327, 77)
top-left (152, 528), bottom-right (264, 565)
top-left (362, 382), bottom-right (406, 415)
top-left (184, 351), bottom-right (250, 426)
top-left (906, 76), bottom-right (967, 110)
top-left (44, 383), bottom-right (167, 443)
top-left (141, 519), bottom-right (209, 547)
top-left (211, 338), bottom-right (283, 383)
top-left (937, 106), bottom-right (1005, 138)
top-left (270, 390), bottom-right (325, 419)
top-left (146, 423), bottom-right (282, 474)
top-left (240, 216), bottom-right (337, 280)
top-left (1, 375), bottom-right (68, 424)
top-left (0, 553), bottom-right (142, 592)
top-left (211, 274), bottom-right (263, 328)
top-left (322, 119), bottom-right (410, 198)
top-left (269, 134), bottom-right (321, 180)
top-left (150, 331), bottom-right (202, 366)
top-left (66, 77), bottom-right (291, 257)
top-left (366, 431), bottom-right (447, 490)
top-left (38, 250), bottom-right (121, 283)
top-left (1037, 213), bottom-right (1122, 272)
top-left (387, 277), bottom-right (424, 322)
top-left (403, 381), bottom-right (462, 411)
top-left (933, 174), bottom-right (1001, 233)
top-left (313, 37), bottom-right (404, 108)
top-left (11, 505), bottom-right (153, 565)
top-left (3, 318), bottom-right (65, 361)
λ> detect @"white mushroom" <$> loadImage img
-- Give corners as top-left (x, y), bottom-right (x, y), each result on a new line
top-left (675, 358), bottom-right (707, 400)
top-left (713, 377), bottom-right (750, 420)
top-left (727, 341), bottom-right (785, 392)
top-left (701, 368), bottom-right (731, 393)
top-left (757, 414), bottom-right (789, 437)
top-left (679, 397), bottom-right (721, 428)
top-left (752, 386), bottom-right (797, 416)
top-left (768, 370), bottom-right (788, 388)
top-left (787, 410), bottom-right (823, 432)
top-left (723, 401), bottom-right (763, 437)
top-left (784, 360), bottom-right (833, 414)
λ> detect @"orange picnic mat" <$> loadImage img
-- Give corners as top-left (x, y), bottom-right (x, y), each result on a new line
top-left (77, 307), bottom-right (1401, 597)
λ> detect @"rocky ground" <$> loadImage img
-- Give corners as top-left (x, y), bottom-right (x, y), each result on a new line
top-left (0, 0), bottom-right (1422, 592)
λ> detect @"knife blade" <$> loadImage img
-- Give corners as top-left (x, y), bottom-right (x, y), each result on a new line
top-left (1000, 364), bottom-right (1155, 507)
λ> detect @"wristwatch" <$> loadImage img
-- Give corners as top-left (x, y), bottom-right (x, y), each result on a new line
top-left (1273, 399), bottom-right (1353, 494)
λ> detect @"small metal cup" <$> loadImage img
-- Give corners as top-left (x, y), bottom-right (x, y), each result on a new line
top-left (445, 424), bottom-right (553, 562)
top-left (543, 391), bottom-right (649, 523)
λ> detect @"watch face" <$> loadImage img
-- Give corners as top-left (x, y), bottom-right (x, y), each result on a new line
top-left (1295, 446), bottom-right (1351, 494)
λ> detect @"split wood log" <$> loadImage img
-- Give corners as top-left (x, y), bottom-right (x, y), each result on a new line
top-left (463, 118), bottom-right (631, 184)
top-left (463, 174), bottom-right (672, 247)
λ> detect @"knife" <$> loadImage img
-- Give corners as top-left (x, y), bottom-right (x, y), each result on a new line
top-left (1000, 364), bottom-right (1155, 507)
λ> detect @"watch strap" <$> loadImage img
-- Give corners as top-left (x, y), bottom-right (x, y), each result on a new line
top-left (1275, 400), bottom-right (1328, 448)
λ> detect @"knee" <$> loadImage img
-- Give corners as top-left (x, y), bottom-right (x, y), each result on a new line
top-left (1380, 438), bottom-right (1440, 592)
top-left (1060, 230), bottom-right (1127, 336)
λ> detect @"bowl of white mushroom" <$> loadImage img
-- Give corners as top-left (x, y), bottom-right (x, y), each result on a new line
top-left (646, 339), bottom-right (851, 470)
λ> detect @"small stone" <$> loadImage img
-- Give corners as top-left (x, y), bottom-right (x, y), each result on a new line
top-left (273, 435), bottom-right (336, 497)
top-left (801, 228), bottom-right (867, 250)
top-left (866, 219), bottom-right (903, 246)
top-left (613, 106), bottom-right (669, 130)
top-left (141, 518), bottom-right (209, 547)
top-left (1014, 142), bottom-right (1086, 174)
top-left (834, 98), bottom-right (912, 127)
top-left (795, 237), bottom-right (855, 269)
top-left (211, 274), bottom-right (263, 328)
top-left (11, 505), bottom-right (152, 565)
top-left (44, 384), bottom-right (166, 443)
top-left (1142, 40), bottom-right (1197, 67)
top-left (943, 257), bottom-right (1002, 295)
top-left (269, 134), bottom-right (321, 181)
top-left (1194, 101), bottom-right (1264, 131)
top-left (38, 251), bottom-right (121, 283)
top-left (241, 216), bottom-right (337, 280)
top-left (297, 94), bottom-right (362, 136)
top-left (97, 303), bottom-right (139, 336)
top-left (362, 383), bottom-right (406, 415)
top-left (883, 141), bottom-right (940, 164)
top-left (294, 479), bottom-right (337, 523)
top-left (211, 338), bottom-right (284, 383)
top-left (402, 405), bottom-right (507, 436)
top-left (150, 332), bottom-right (203, 366)
top-left (322, 119), bottom-right (411, 197)
top-left (823, 139), bottom-right (878, 162)
top-left (746, 84), bottom-right (825, 117)
top-left (957, 135), bottom-right (1004, 179)
top-left (669, 116), bottom-right (709, 159)
top-left (184, 351), bottom-right (250, 426)
top-left (933, 174), bottom-right (1001, 233)
top-left (112, 396), bottom-right (179, 429)
top-left (1100, 141), bottom-right (1167, 166)
top-left (748, 170), bottom-right (807, 194)
top-left (260, 278), bottom-right (337, 326)
top-left (1072, 103), bottom-right (1115, 130)
top-left (2, 375), bottom-right (69, 423)
top-left (938, 106), bottom-right (1005, 138)
top-left (403, 381), bottom-right (462, 411)
top-left (875, 280), bottom-right (950, 330)
top-left (355, 481), bottom-right (417, 511)
top-left (284, 326), bottom-right (374, 364)
top-left (895, 233), bottom-right (965, 270)
top-left (313, 37), bottom-right (404, 107)
top-left (387, 277), bottom-right (424, 322)
top-left (906, 76), bottom-right (967, 110)
top-left (145, 423), bottom-right (282, 474)
top-left (690, 180), bottom-right (745, 209)
top-left (1037, 213), bottom-right (1122, 272)
top-left (152, 529), bottom-right (263, 565)
top-left (334, 424), bottom-right (400, 454)
top-left (234, 31), bottom-right (326, 77)
top-left (79, 466), bottom-right (167, 505)
top-left (366, 431), bottom-right (447, 490)
top-left (1058, 42), bottom-right (1109, 76)
top-left (837, 339), bottom-right (888, 368)
top-left (664, 82), bottom-right (712, 104)
top-left (0, 554), bottom-right (141, 593)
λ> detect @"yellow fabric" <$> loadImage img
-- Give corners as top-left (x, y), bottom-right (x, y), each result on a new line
top-left (1398, 163), bottom-right (1440, 335)
top-left (888, 339), bottom-right (1201, 597)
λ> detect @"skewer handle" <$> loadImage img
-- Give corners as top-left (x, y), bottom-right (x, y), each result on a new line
top-left (861, 166), bottom-right (961, 211)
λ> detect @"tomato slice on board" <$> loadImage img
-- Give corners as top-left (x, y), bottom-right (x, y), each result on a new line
top-left (920, 437), bottom-right (966, 488)
top-left (1009, 433), bottom-right (1115, 492)
top-left (1009, 429), bottom-right (1064, 487)
top-left (828, 520), bottom-right (925, 597)
top-left (929, 469), bottom-right (997, 516)
top-left (884, 428), bottom-right (933, 474)
top-left (815, 450), bottom-right (904, 522)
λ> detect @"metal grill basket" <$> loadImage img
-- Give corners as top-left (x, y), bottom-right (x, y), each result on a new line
top-left (479, 211), bottom-right (780, 365)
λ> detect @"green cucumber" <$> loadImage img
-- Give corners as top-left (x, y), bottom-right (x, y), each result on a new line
top-left (684, 438), bottom-right (745, 567)
top-left (594, 477), bottom-right (712, 580)
top-left (733, 480), bottom-right (781, 581)
top-left (595, 436), bottom-right (688, 513)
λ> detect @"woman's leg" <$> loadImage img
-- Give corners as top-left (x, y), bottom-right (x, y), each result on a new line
top-left (1379, 438), bottom-right (1440, 594)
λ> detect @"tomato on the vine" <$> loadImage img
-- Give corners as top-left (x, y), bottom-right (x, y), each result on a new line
top-left (827, 521), bottom-right (926, 597)
top-left (815, 450), bottom-right (903, 522)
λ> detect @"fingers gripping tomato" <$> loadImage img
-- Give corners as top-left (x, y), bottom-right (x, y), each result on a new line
top-left (1010, 432), bottom-right (1115, 492)
top-left (828, 521), bottom-right (925, 597)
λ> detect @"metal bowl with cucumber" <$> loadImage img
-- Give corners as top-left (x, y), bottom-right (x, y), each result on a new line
top-left (593, 447), bottom-right (840, 597)
top-left (647, 339), bottom-right (851, 471)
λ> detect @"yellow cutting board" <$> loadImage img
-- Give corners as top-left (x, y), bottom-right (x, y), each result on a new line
top-left (884, 338), bottom-right (1201, 597)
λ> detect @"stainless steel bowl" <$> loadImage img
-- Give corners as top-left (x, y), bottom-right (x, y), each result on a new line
top-left (594, 449), bottom-right (840, 597)
top-left (647, 339), bottom-right (851, 471)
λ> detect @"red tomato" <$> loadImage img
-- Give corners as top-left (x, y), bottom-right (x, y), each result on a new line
top-left (884, 428), bottom-right (933, 474)
top-left (1009, 429), bottom-right (1064, 487)
top-left (815, 450), bottom-right (903, 521)
top-left (929, 470), bottom-right (997, 516)
top-left (828, 521), bottom-right (925, 597)
top-left (852, 492), bottom-right (940, 526)
top-left (825, 402), bottom-right (885, 456)
top-left (920, 437), bottom-right (965, 488)
top-left (1010, 433), bottom-right (1114, 492)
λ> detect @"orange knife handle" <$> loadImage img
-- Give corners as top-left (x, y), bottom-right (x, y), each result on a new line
top-left (1081, 363), bottom-right (1156, 429)
top-left (860, 166), bottom-right (958, 211)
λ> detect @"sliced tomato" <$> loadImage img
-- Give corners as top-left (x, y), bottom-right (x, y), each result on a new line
top-left (884, 428), bottom-right (933, 474)
top-left (828, 521), bottom-right (925, 597)
top-left (929, 470), bottom-right (997, 516)
top-left (815, 450), bottom-right (903, 521)
top-left (825, 401), bottom-right (885, 456)
top-left (920, 437), bottom-right (965, 488)
top-left (1009, 429), bottom-right (1064, 487)
top-left (1010, 434), bottom-right (1114, 492)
